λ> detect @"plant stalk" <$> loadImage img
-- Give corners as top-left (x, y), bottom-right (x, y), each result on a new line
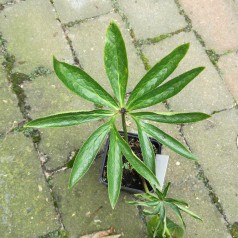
top-left (121, 109), bottom-right (128, 143)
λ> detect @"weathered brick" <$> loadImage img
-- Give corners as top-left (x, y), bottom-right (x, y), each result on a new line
top-left (0, 0), bottom-right (72, 74)
top-left (0, 134), bottom-right (59, 237)
top-left (54, 0), bottom-right (112, 23)
top-left (183, 108), bottom-right (238, 223)
top-left (218, 52), bottom-right (238, 103)
top-left (118, 0), bottom-right (187, 39)
top-left (180, 0), bottom-right (238, 53)
top-left (143, 32), bottom-right (234, 113)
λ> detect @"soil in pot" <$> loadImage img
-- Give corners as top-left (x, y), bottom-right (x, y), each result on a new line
top-left (100, 132), bottom-right (162, 193)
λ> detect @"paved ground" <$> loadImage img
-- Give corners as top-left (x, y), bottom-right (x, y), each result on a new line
top-left (0, 0), bottom-right (238, 237)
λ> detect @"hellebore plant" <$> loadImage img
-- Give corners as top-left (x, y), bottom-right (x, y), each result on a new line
top-left (25, 22), bottom-right (209, 237)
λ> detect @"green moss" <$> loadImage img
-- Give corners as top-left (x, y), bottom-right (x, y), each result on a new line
top-left (37, 229), bottom-right (68, 238)
top-left (230, 222), bottom-right (238, 238)
top-left (29, 66), bottom-right (52, 80)
top-left (206, 49), bottom-right (220, 65)
top-left (140, 52), bottom-right (151, 71)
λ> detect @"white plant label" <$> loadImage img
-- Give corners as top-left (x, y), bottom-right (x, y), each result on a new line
top-left (155, 154), bottom-right (169, 189)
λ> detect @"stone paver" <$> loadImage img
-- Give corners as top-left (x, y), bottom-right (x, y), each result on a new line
top-left (0, 0), bottom-right (72, 74)
top-left (118, 0), bottom-right (187, 40)
top-left (0, 133), bottom-right (59, 237)
top-left (68, 12), bottom-right (146, 95)
top-left (143, 32), bottom-right (235, 114)
top-left (183, 108), bottom-right (238, 224)
top-left (218, 52), bottom-right (238, 103)
top-left (0, 59), bottom-right (22, 134)
top-left (54, 0), bottom-right (112, 23)
top-left (180, 0), bottom-right (238, 53)
top-left (24, 74), bottom-right (102, 170)
top-left (52, 159), bottom-right (146, 238)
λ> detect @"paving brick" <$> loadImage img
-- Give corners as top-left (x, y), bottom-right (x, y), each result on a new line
top-left (218, 52), bottom-right (238, 103)
top-left (117, 0), bottom-right (187, 40)
top-left (24, 74), bottom-right (102, 170)
top-left (180, 0), bottom-right (238, 53)
top-left (54, 0), bottom-right (112, 23)
top-left (52, 159), bottom-right (146, 238)
top-left (0, 58), bottom-right (22, 135)
top-left (67, 12), bottom-right (146, 96)
top-left (0, 0), bottom-right (72, 74)
top-left (183, 108), bottom-right (238, 223)
top-left (0, 133), bottom-right (59, 237)
top-left (143, 32), bottom-right (234, 114)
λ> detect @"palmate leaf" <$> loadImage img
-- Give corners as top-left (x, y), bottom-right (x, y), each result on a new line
top-left (127, 67), bottom-right (205, 111)
top-left (112, 125), bottom-right (160, 189)
top-left (135, 118), bottom-right (156, 173)
top-left (127, 43), bottom-right (190, 107)
top-left (25, 110), bottom-right (114, 128)
top-left (140, 121), bottom-right (196, 160)
top-left (108, 128), bottom-right (122, 209)
top-left (53, 57), bottom-right (119, 110)
top-left (104, 22), bottom-right (128, 106)
top-left (131, 111), bottom-right (210, 124)
top-left (69, 120), bottom-right (111, 188)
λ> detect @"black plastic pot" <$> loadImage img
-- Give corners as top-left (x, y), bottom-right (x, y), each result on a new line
top-left (99, 131), bottom-right (162, 193)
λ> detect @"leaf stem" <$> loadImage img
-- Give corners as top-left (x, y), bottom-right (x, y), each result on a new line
top-left (121, 108), bottom-right (128, 143)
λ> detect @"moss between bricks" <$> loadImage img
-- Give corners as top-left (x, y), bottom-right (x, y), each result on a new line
top-left (37, 229), bottom-right (68, 238)
top-left (230, 222), bottom-right (238, 238)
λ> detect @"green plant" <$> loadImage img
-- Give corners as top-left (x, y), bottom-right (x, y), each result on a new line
top-left (128, 183), bottom-right (201, 238)
top-left (25, 22), bottom-right (209, 235)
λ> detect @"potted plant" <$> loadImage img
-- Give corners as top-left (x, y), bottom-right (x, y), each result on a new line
top-left (25, 22), bottom-right (209, 237)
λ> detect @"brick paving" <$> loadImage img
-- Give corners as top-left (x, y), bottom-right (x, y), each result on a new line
top-left (0, 0), bottom-right (237, 237)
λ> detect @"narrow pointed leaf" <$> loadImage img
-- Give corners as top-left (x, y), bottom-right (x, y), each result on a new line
top-left (104, 22), bottom-right (128, 106)
top-left (141, 122), bottom-right (196, 160)
top-left (128, 67), bottom-right (205, 111)
top-left (108, 128), bottom-right (122, 209)
top-left (113, 126), bottom-right (160, 189)
top-left (131, 111), bottom-right (210, 124)
top-left (176, 204), bottom-right (202, 221)
top-left (135, 118), bottom-right (155, 173)
top-left (25, 110), bottom-right (114, 128)
top-left (165, 198), bottom-right (188, 207)
top-left (69, 121), bottom-right (111, 188)
top-left (53, 57), bottom-right (119, 109)
top-left (143, 203), bottom-right (162, 216)
top-left (127, 43), bottom-right (190, 107)
top-left (165, 202), bottom-right (186, 229)
top-left (162, 182), bottom-right (171, 198)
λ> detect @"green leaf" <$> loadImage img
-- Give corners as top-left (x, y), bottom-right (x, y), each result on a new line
top-left (165, 198), bottom-right (188, 207)
top-left (166, 218), bottom-right (184, 238)
top-left (162, 182), bottom-right (171, 198)
top-left (128, 67), bottom-right (205, 111)
top-left (69, 121), bottom-right (111, 188)
top-left (131, 112), bottom-right (210, 124)
top-left (135, 118), bottom-right (156, 173)
top-left (141, 122), bottom-right (196, 160)
top-left (113, 125), bottom-right (160, 189)
top-left (143, 203), bottom-right (162, 216)
top-left (53, 57), bottom-right (119, 110)
top-left (108, 128), bottom-right (122, 209)
top-left (127, 43), bottom-right (190, 107)
top-left (25, 110), bottom-right (114, 128)
top-left (165, 202), bottom-right (186, 229)
top-left (176, 204), bottom-right (202, 221)
top-left (104, 22), bottom-right (128, 106)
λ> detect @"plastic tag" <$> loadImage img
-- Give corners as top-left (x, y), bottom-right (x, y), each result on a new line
top-left (155, 154), bottom-right (169, 189)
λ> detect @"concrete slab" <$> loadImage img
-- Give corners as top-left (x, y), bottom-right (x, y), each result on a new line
top-left (143, 32), bottom-right (234, 114)
top-left (218, 52), bottom-right (238, 103)
top-left (183, 108), bottom-right (238, 224)
top-left (0, 0), bottom-right (72, 74)
top-left (24, 74), bottom-right (103, 170)
top-left (180, 0), bottom-right (238, 53)
top-left (0, 60), bottom-right (22, 135)
top-left (117, 0), bottom-right (187, 40)
top-left (67, 12), bottom-right (146, 96)
top-left (0, 133), bottom-right (59, 237)
top-left (53, 0), bottom-right (112, 23)
top-left (52, 159), bottom-right (146, 238)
